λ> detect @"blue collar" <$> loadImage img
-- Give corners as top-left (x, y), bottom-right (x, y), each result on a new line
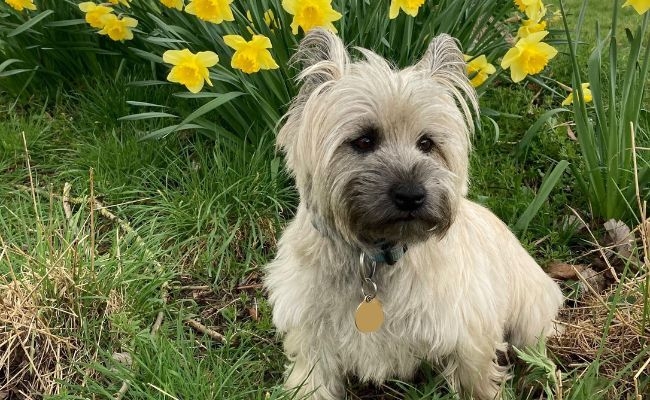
top-left (370, 243), bottom-right (408, 265)
top-left (311, 218), bottom-right (408, 265)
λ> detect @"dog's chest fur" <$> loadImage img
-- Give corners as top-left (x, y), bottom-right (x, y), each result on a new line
top-left (266, 201), bottom-right (510, 384)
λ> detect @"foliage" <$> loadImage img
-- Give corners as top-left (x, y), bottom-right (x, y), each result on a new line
top-left (0, 0), bottom-right (521, 142)
top-left (561, 0), bottom-right (650, 222)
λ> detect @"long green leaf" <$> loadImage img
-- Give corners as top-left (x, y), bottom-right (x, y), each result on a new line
top-left (515, 160), bottom-right (570, 233)
top-left (8, 10), bottom-right (54, 37)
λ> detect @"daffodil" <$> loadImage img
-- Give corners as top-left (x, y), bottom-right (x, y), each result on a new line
top-left (224, 35), bottom-right (279, 74)
top-left (108, 0), bottom-right (130, 7)
top-left (79, 2), bottom-right (114, 29)
top-left (4, 0), bottom-right (36, 11)
top-left (514, 0), bottom-right (546, 20)
top-left (517, 18), bottom-right (547, 39)
top-left (246, 9), bottom-right (278, 34)
top-left (282, 0), bottom-right (342, 34)
top-left (163, 49), bottom-right (219, 93)
top-left (389, 0), bottom-right (425, 19)
top-left (501, 31), bottom-right (557, 83)
top-left (97, 14), bottom-right (138, 41)
top-left (185, 0), bottom-right (234, 24)
top-left (160, 0), bottom-right (184, 11)
top-left (562, 83), bottom-right (592, 106)
top-left (623, 0), bottom-right (650, 14)
top-left (464, 55), bottom-right (496, 88)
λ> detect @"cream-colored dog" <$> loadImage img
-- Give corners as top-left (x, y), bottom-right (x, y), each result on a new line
top-left (265, 29), bottom-right (564, 399)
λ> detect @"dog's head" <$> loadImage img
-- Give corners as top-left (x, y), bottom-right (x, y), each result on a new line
top-left (278, 29), bottom-right (477, 250)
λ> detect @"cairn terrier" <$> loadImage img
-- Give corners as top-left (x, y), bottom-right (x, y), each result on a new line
top-left (265, 29), bottom-right (564, 399)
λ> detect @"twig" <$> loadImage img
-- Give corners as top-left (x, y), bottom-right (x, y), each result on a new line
top-left (115, 382), bottom-right (130, 400)
top-left (185, 319), bottom-right (226, 343)
top-left (633, 355), bottom-right (650, 400)
top-left (235, 283), bottom-right (263, 290)
top-left (90, 169), bottom-right (95, 274)
top-left (21, 132), bottom-right (40, 226)
top-left (62, 182), bottom-right (73, 222)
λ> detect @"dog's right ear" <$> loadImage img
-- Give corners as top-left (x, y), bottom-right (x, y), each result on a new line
top-left (293, 28), bottom-right (349, 99)
top-left (277, 29), bottom-right (348, 165)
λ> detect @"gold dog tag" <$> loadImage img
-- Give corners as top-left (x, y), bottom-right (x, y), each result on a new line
top-left (354, 297), bottom-right (384, 333)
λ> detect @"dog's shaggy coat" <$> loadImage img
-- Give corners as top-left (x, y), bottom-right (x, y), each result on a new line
top-left (265, 29), bottom-right (564, 399)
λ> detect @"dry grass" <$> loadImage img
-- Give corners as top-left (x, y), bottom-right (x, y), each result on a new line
top-left (549, 216), bottom-right (650, 398)
top-left (0, 242), bottom-right (97, 398)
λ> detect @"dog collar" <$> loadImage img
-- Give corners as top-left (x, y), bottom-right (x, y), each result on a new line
top-left (370, 243), bottom-right (408, 265)
top-left (311, 218), bottom-right (408, 265)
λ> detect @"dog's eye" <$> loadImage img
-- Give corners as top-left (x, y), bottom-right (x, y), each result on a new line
top-left (417, 137), bottom-right (436, 153)
top-left (351, 128), bottom-right (378, 153)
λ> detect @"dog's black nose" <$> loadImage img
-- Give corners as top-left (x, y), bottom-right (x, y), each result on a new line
top-left (390, 183), bottom-right (426, 211)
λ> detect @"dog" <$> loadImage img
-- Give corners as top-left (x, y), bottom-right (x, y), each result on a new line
top-left (264, 28), bottom-right (564, 399)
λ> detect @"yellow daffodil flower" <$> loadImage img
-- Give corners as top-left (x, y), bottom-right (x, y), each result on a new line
top-left (562, 83), bottom-right (592, 106)
top-left (282, 0), bottom-right (342, 34)
top-left (501, 31), bottom-right (557, 82)
top-left (464, 55), bottom-right (496, 88)
top-left (517, 18), bottom-right (547, 39)
top-left (185, 0), bottom-right (234, 24)
top-left (4, 0), bottom-right (36, 11)
top-left (623, 0), bottom-right (650, 14)
top-left (79, 2), bottom-right (114, 29)
top-left (163, 49), bottom-right (219, 93)
top-left (389, 0), bottom-right (425, 19)
top-left (224, 35), bottom-right (279, 74)
top-left (108, 0), bottom-right (130, 7)
top-left (160, 0), bottom-right (184, 11)
top-left (246, 9), bottom-right (278, 34)
top-left (97, 14), bottom-right (138, 41)
top-left (514, 0), bottom-right (546, 20)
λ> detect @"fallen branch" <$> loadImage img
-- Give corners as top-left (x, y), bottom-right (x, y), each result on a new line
top-left (185, 318), bottom-right (226, 343)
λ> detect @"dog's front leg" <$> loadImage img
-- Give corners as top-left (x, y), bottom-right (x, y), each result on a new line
top-left (283, 328), bottom-right (345, 400)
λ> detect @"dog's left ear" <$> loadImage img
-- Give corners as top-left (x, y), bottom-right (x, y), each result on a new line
top-left (416, 34), bottom-right (478, 130)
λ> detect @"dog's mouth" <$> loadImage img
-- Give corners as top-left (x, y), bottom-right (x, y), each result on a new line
top-left (385, 211), bottom-right (431, 225)
top-left (357, 213), bottom-right (443, 245)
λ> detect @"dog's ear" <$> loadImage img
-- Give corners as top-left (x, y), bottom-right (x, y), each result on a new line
top-left (416, 34), bottom-right (478, 131)
top-left (277, 29), bottom-right (348, 165)
top-left (293, 28), bottom-right (349, 98)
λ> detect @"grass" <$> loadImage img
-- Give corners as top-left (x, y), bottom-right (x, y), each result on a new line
top-left (1, 1), bottom-right (649, 399)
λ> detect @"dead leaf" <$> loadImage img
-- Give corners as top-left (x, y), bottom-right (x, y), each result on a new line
top-left (112, 352), bottom-right (132, 367)
top-left (604, 219), bottom-right (635, 263)
top-left (547, 262), bottom-right (586, 280)
top-left (566, 125), bottom-right (577, 141)
top-left (578, 267), bottom-right (606, 294)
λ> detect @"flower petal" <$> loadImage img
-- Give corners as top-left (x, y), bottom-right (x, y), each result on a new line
top-left (186, 80), bottom-right (205, 94)
top-left (224, 35), bottom-right (248, 50)
top-left (163, 49), bottom-right (192, 65)
top-left (389, 2), bottom-right (400, 19)
top-left (510, 62), bottom-right (527, 83)
top-left (79, 2), bottom-right (94, 12)
top-left (282, 0), bottom-right (297, 14)
top-left (500, 47), bottom-right (520, 69)
top-left (251, 35), bottom-right (273, 49)
top-left (196, 51), bottom-right (219, 67)
top-left (258, 51), bottom-right (279, 70)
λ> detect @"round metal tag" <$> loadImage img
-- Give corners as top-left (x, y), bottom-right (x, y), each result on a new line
top-left (354, 297), bottom-right (384, 333)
